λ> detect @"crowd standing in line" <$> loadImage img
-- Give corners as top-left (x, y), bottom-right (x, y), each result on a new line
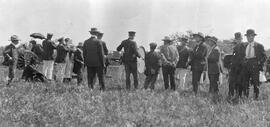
top-left (2, 28), bottom-right (267, 103)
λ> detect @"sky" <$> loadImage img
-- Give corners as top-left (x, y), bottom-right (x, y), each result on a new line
top-left (1, 0), bottom-right (270, 50)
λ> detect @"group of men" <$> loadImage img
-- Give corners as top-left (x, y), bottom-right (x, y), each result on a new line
top-left (2, 28), bottom-right (267, 101)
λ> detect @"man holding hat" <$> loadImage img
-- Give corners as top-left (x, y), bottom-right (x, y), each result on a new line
top-left (227, 32), bottom-right (246, 101)
top-left (206, 36), bottom-right (221, 102)
top-left (117, 31), bottom-right (140, 90)
top-left (3, 35), bottom-right (20, 86)
top-left (176, 35), bottom-right (192, 90)
top-left (240, 29), bottom-right (266, 100)
top-left (42, 33), bottom-right (57, 81)
top-left (160, 36), bottom-right (179, 90)
top-left (189, 32), bottom-right (208, 95)
top-left (144, 42), bottom-right (162, 90)
top-left (83, 28), bottom-right (105, 91)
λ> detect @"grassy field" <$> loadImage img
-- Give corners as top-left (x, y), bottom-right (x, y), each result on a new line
top-left (0, 67), bottom-right (269, 127)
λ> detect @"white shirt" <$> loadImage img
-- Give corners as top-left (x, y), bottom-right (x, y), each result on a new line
top-left (245, 41), bottom-right (255, 58)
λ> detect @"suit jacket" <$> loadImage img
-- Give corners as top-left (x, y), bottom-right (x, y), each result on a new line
top-left (73, 48), bottom-right (84, 74)
top-left (2, 43), bottom-right (17, 66)
top-left (83, 37), bottom-right (105, 67)
top-left (117, 39), bottom-right (140, 63)
top-left (42, 39), bottom-right (56, 60)
top-left (144, 51), bottom-right (162, 75)
top-left (190, 43), bottom-right (208, 72)
top-left (55, 43), bottom-right (69, 63)
top-left (207, 46), bottom-right (221, 74)
top-left (176, 45), bottom-right (191, 68)
top-left (160, 44), bottom-right (179, 67)
top-left (243, 42), bottom-right (266, 70)
top-left (231, 42), bottom-right (246, 67)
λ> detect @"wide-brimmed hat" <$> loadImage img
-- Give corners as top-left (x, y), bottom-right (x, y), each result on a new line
top-left (193, 32), bottom-right (204, 39)
top-left (209, 36), bottom-right (218, 44)
top-left (162, 36), bottom-right (172, 41)
top-left (245, 29), bottom-right (257, 36)
top-left (89, 28), bottom-right (99, 34)
top-left (9, 35), bottom-right (20, 41)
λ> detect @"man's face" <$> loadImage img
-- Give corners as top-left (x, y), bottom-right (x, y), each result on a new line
top-left (47, 35), bottom-right (52, 40)
top-left (129, 35), bottom-right (135, 40)
top-left (194, 36), bottom-right (202, 43)
top-left (246, 35), bottom-right (255, 42)
top-left (13, 40), bottom-right (19, 45)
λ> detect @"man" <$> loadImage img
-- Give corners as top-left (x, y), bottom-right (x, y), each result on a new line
top-left (117, 31), bottom-right (140, 90)
top-left (160, 36), bottom-right (179, 90)
top-left (3, 35), bottom-right (20, 86)
top-left (241, 29), bottom-right (266, 100)
top-left (97, 32), bottom-right (109, 74)
top-left (30, 40), bottom-right (44, 62)
top-left (206, 36), bottom-right (221, 103)
top-left (83, 28), bottom-right (105, 91)
top-left (227, 32), bottom-right (245, 100)
top-left (176, 35), bottom-right (191, 90)
top-left (189, 32), bottom-right (208, 95)
top-left (55, 37), bottom-right (69, 83)
top-left (73, 42), bottom-right (84, 85)
top-left (144, 42), bottom-right (162, 90)
top-left (42, 33), bottom-right (56, 81)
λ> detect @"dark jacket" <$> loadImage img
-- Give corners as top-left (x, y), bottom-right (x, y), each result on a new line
top-left (31, 44), bottom-right (44, 61)
top-left (73, 48), bottom-right (84, 74)
top-left (42, 39), bottom-right (56, 60)
top-left (2, 43), bottom-right (17, 66)
top-left (176, 45), bottom-right (191, 68)
top-left (144, 51), bottom-right (162, 75)
top-left (83, 37), bottom-right (105, 67)
top-left (116, 39), bottom-right (140, 63)
top-left (243, 42), bottom-right (266, 70)
top-left (55, 43), bottom-right (69, 63)
top-left (190, 43), bottom-right (208, 72)
top-left (207, 46), bottom-right (221, 74)
top-left (231, 42), bottom-right (246, 67)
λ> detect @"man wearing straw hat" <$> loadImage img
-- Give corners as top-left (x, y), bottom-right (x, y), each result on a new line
top-left (241, 29), bottom-right (266, 100)
top-left (3, 35), bottom-right (20, 86)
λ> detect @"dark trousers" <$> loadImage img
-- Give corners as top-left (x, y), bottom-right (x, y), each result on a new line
top-left (144, 74), bottom-right (158, 90)
top-left (228, 64), bottom-right (243, 97)
top-left (76, 69), bottom-right (83, 85)
top-left (162, 65), bottom-right (176, 90)
top-left (87, 66), bottom-right (105, 90)
top-left (241, 59), bottom-right (260, 99)
top-left (124, 62), bottom-right (138, 89)
top-left (192, 70), bottom-right (203, 94)
top-left (208, 73), bottom-right (220, 94)
top-left (8, 64), bottom-right (16, 83)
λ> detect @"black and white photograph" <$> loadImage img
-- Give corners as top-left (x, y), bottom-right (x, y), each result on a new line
top-left (0, 0), bottom-right (270, 126)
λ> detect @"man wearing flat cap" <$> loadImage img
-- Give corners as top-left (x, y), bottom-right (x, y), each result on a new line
top-left (144, 42), bottom-right (162, 90)
top-left (240, 29), bottom-right (266, 100)
top-left (117, 31), bottom-right (141, 90)
top-left (227, 32), bottom-right (246, 101)
top-left (189, 32), bottom-right (208, 96)
top-left (206, 36), bottom-right (221, 103)
top-left (160, 36), bottom-right (179, 90)
top-left (42, 33), bottom-right (57, 81)
top-left (176, 35), bottom-right (192, 90)
top-left (3, 35), bottom-right (20, 86)
top-left (83, 28), bottom-right (105, 91)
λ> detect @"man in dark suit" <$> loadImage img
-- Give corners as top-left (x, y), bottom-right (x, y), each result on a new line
top-left (206, 36), bottom-right (221, 102)
top-left (3, 35), bottom-right (20, 86)
top-left (227, 32), bottom-right (246, 100)
top-left (83, 28), bottom-right (105, 91)
top-left (241, 29), bottom-right (266, 100)
top-left (42, 33), bottom-right (56, 81)
top-left (73, 42), bottom-right (84, 85)
top-left (117, 31), bottom-right (140, 90)
top-left (189, 32), bottom-right (208, 95)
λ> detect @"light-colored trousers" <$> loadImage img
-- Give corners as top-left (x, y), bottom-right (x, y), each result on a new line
top-left (42, 60), bottom-right (54, 80)
top-left (176, 68), bottom-right (188, 90)
top-left (64, 60), bottom-right (73, 78)
top-left (55, 63), bottom-right (66, 83)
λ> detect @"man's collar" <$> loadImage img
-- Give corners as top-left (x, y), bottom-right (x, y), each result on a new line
top-left (11, 43), bottom-right (16, 47)
top-left (91, 35), bottom-right (97, 38)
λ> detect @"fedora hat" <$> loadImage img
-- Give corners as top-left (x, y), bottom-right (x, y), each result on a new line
top-left (89, 28), bottom-right (99, 34)
top-left (9, 35), bottom-right (20, 41)
top-left (162, 36), bottom-right (172, 41)
top-left (245, 29), bottom-right (257, 36)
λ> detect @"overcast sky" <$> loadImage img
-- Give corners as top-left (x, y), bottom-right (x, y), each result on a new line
top-left (1, 0), bottom-right (270, 50)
